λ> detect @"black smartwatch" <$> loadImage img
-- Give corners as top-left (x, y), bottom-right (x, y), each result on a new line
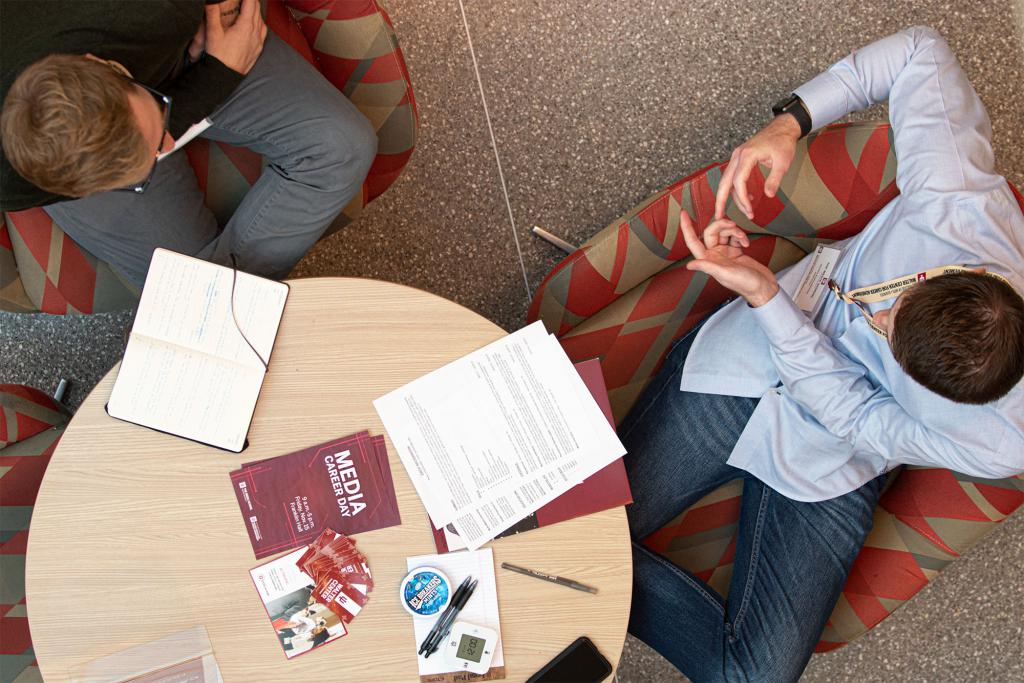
top-left (772, 94), bottom-right (812, 138)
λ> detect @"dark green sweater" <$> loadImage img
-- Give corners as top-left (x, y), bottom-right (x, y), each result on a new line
top-left (0, 0), bottom-right (245, 211)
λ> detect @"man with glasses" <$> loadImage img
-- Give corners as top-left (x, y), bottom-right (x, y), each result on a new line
top-left (621, 26), bottom-right (1024, 682)
top-left (95, 60), bottom-right (175, 197)
top-left (0, 0), bottom-right (377, 286)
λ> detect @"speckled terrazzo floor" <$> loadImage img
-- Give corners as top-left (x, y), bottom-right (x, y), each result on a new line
top-left (3, 1), bottom-right (1023, 680)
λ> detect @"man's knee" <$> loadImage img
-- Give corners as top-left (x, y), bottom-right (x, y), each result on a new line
top-left (343, 113), bottom-right (378, 189)
top-left (300, 111), bottom-right (377, 197)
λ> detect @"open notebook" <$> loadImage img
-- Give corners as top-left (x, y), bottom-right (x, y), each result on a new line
top-left (107, 249), bottom-right (288, 452)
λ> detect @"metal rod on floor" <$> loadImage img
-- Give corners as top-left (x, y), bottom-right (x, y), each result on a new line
top-left (53, 379), bottom-right (69, 403)
top-left (531, 225), bottom-right (578, 254)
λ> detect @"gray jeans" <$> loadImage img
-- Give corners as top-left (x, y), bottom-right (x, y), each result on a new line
top-left (44, 33), bottom-right (377, 286)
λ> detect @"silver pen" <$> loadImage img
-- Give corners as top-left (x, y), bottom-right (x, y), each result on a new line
top-left (500, 562), bottom-right (598, 594)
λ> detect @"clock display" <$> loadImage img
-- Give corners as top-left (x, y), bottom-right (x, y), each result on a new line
top-left (456, 634), bottom-right (485, 663)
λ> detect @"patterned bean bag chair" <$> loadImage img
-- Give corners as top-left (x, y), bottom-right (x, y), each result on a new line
top-left (0, 385), bottom-right (70, 682)
top-left (528, 120), bottom-right (1024, 651)
top-left (0, 0), bottom-right (417, 315)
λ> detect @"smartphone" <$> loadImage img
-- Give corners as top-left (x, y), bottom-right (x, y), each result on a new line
top-left (525, 636), bottom-right (613, 683)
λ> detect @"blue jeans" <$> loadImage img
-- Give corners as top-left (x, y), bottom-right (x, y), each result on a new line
top-left (621, 323), bottom-right (885, 683)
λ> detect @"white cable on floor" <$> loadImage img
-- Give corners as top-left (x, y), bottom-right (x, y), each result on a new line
top-left (456, 0), bottom-right (532, 302)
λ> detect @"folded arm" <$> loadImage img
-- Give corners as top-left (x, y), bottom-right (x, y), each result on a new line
top-left (164, 0), bottom-right (265, 136)
top-left (716, 27), bottom-right (1000, 218)
top-left (163, 55), bottom-right (244, 137)
top-left (794, 25), bottom-right (999, 195)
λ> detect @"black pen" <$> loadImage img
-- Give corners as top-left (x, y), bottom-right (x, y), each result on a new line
top-left (418, 576), bottom-right (471, 655)
top-left (423, 580), bottom-right (469, 655)
top-left (423, 581), bottom-right (473, 658)
top-left (421, 577), bottom-right (472, 657)
top-left (425, 578), bottom-right (477, 658)
top-left (500, 562), bottom-right (598, 594)
top-left (418, 577), bottom-right (469, 655)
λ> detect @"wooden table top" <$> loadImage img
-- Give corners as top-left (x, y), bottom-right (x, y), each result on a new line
top-left (25, 277), bottom-right (632, 682)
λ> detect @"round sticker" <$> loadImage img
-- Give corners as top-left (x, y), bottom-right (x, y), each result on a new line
top-left (400, 566), bottom-right (451, 617)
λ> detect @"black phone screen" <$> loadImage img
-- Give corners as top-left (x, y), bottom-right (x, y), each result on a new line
top-left (526, 637), bottom-right (613, 683)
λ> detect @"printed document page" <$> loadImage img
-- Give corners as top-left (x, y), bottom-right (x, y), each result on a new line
top-left (374, 321), bottom-right (624, 549)
top-left (445, 333), bottom-right (628, 547)
top-left (107, 249), bottom-right (288, 451)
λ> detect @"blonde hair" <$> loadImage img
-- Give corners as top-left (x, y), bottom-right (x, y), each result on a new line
top-left (1, 54), bottom-right (150, 197)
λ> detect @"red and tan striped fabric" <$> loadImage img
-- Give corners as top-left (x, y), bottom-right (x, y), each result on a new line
top-left (0, 0), bottom-right (417, 315)
top-left (0, 213), bottom-right (33, 313)
top-left (816, 469), bottom-right (1024, 649)
top-left (528, 120), bottom-right (1024, 650)
top-left (1, 210), bottom-right (140, 315)
top-left (0, 385), bottom-right (70, 681)
top-left (0, 384), bottom-right (68, 449)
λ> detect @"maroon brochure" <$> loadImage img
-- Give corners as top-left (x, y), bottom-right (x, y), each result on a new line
top-left (231, 431), bottom-right (401, 558)
top-left (432, 358), bottom-right (632, 552)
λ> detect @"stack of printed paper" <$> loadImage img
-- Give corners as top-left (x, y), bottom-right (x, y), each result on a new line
top-left (374, 321), bottom-right (626, 550)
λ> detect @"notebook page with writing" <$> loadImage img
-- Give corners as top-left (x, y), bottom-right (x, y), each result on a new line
top-left (107, 249), bottom-right (288, 452)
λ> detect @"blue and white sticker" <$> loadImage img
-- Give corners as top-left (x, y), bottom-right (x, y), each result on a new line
top-left (400, 566), bottom-right (451, 617)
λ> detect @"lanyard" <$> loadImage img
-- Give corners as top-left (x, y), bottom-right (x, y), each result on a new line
top-left (827, 265), bottom-right (1013, 339)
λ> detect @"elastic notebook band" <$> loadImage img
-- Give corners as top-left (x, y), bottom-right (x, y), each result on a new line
top-left (229, 254), bottom-right (270, 371)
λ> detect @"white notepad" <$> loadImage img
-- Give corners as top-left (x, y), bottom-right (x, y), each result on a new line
top-left (406, 548), bottom-right (503, 680)
top-left (107, 249), bottom-right (288, 452)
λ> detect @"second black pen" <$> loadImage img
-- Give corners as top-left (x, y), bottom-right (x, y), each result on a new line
top-left (424, 577), bottom-right (478, 658)
top-left (418, 576), bottom-right (472, 656)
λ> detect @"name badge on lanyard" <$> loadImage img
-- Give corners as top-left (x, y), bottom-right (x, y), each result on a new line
top-left (828, 265), bottom-right (1013, 339)
top-left (794, 245), bottom-right (843, 312)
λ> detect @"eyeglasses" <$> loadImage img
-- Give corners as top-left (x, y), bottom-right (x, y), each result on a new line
top-left (106, 65), bottom-right (172, 195)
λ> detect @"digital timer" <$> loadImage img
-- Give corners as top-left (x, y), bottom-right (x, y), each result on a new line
top-left (442, 621), bottom-right (499, 675)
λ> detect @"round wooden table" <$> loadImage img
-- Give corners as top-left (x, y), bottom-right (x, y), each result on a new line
top-left (26, 278), bottom-right (632, 682)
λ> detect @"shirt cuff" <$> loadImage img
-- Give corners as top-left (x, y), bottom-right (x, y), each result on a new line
top-left (749, 290), bottom-right (810, 347)
top-left (166, 55), bottom-right (246, 138)
top-left (793, 70), bottom-right (849, 133)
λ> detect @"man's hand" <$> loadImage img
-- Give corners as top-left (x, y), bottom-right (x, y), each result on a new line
top-left (681, 210), bottom-right (780, 307)
top-left (204, 0), bottom-right (267, 75)
top-left (714, 114), bottom-right (802, 220)
top-left (216, 0), bottom-right (244, 28)
top-left (187, 18), bottom-right (206, 63)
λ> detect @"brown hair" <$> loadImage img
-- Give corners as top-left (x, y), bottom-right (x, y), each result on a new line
top-left (892, 272), bottom-right (1024, 404)
top-left (1, 54), bottom-right (150, 197)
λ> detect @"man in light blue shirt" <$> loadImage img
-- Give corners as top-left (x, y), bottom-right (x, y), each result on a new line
top-left (622, 26), bottom-right (1024, 682)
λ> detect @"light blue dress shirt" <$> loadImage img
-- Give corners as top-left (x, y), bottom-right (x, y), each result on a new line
top-left (680, 26), bottom-right (1024, 502)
